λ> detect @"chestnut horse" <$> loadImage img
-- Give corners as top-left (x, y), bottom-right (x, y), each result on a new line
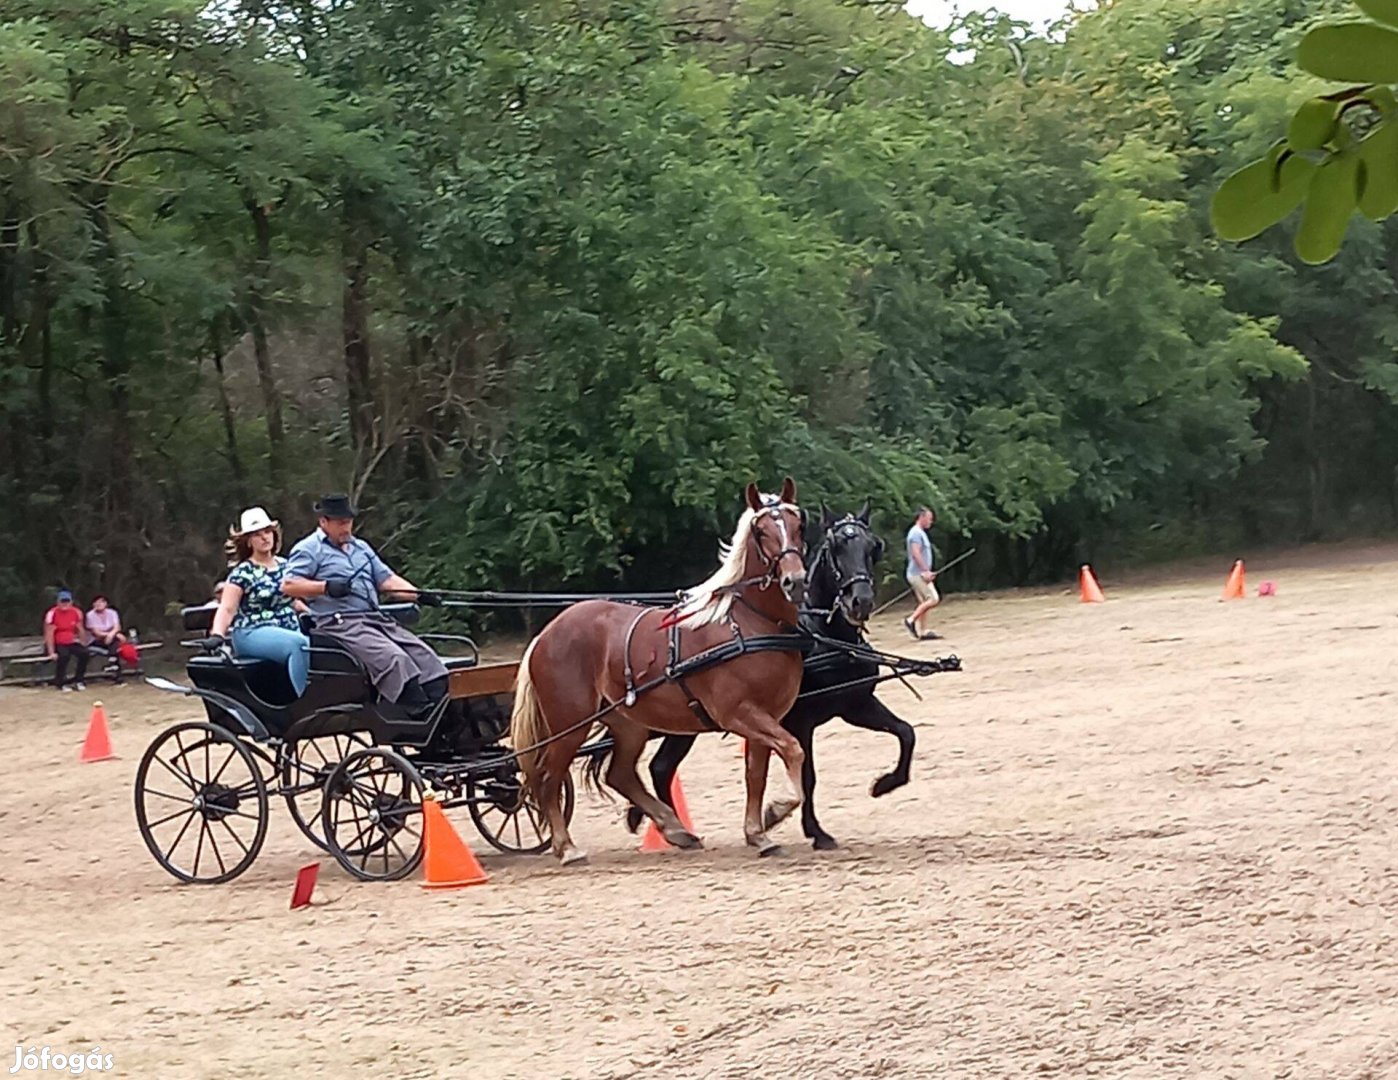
top-left (509, 478), bottom-right (810, 864)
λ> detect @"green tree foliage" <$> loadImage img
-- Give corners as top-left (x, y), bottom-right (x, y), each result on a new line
top-left (0, 0), bottom-right (1386, 631)
top-left (1212, 0), bottom-right (1398, 263)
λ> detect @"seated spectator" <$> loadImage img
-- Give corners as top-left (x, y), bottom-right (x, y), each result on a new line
top-left (86, 596), bottom-right (139, 669)
top-left (44, 589), bottom-right (89, 692)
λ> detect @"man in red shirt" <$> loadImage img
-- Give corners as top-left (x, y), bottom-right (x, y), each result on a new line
top-left (44, 589), bottom-right (89, 691)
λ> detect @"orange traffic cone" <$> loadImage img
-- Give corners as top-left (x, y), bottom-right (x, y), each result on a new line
top-left (1079, 565), bottom-right (1105, 604)
top-left (79, 702), bottom-right (117, 763)
top-left (420, 796), bottom-right (489, 889)
top-left (640, 774), bottom-right (699, 852)
top-left (1222, 559), bottom-right (1246, 601)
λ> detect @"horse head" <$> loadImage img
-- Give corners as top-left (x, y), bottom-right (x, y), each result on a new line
top-left (745, 477), bottom-right (806, 606)
top-left (809, 499), bottom-right (884, 628)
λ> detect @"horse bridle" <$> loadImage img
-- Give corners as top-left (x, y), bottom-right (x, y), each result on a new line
top-left (750, 501), bottom-right (805, 583)
top-left (812, 516), bottom-right (876, 614)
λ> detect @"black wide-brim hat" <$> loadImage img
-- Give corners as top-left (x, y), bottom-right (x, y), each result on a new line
top-left (314, 493), bottom-right (358, 519)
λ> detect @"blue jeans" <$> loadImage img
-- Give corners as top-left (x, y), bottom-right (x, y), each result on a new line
top-left (232, 625), bottom-right (310, 696)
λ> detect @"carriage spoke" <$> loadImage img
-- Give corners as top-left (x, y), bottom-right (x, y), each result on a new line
top-left (205, 821), bottom-right (228, 877)
top-left (153, 750), bottom-right (199, 793)
top-left (145, 805), bottom-right (197, 830)
top-left (142, 787), bottom-right (191, 805)
top-left (208, 744), bottom-right (240, 788)
top-left (192, 816), bottom-right (207, 878)
top-left (216, 816), bottom-right (251, 857)
top-left (159, 808), bottom-right (199, 865)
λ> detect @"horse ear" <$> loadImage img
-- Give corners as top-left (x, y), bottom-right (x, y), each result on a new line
top-left (780, 475), bottom-right (797, 504)
top-left (820, 501), bottom-right (834, 529)
top-left (872, 534), bottom-right (886, 561)
top-left (857, 499), bottom-right (871, 524)
top-left (745, 482), bottom-right (762, 511)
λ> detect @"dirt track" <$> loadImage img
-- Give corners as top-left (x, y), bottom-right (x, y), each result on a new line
top-left (3, 543), bottom-right (1397, 1079)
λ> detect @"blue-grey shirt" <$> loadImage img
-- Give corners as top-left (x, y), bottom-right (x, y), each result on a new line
top-left (284, 528), bottom-right (394, 616)
top-left (906, 525), bottom-right (934, 580)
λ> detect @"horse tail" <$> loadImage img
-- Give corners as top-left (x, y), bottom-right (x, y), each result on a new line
top-left (509, 636), bottom-right (547, 798)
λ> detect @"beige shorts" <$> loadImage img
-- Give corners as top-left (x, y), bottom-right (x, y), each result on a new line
top-left (908, 575), bottom-right (940, 605)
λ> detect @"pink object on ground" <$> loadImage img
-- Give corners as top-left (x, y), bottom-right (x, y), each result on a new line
top-left (1258, 581), bottom-right (1276, 597)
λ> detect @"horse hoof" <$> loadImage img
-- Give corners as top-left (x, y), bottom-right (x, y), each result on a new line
top-left (624, 807), bottom-right (644, 834)
top-left (665, 829), bottom-right (703, 850)
top-left (870, 774), bottom-right (904, 798)
top-left (758, 842), bottom-right (785, 858)
top-left (559, 846), bottom-right (589, 867)
top-left (762, 799), bottom-right (799, 831)
top-left (812, 834), bottom-right (839, 851)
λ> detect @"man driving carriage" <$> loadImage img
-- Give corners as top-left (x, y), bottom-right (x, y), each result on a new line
top-left (282, 494), bottom-right (448, 718)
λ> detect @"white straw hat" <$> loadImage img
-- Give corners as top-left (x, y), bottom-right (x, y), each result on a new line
top-left (234, 506), bottom-right (279, 536)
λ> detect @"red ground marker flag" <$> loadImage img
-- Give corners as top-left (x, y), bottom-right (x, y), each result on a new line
top-left (290, 862), bottom-right (320, 910)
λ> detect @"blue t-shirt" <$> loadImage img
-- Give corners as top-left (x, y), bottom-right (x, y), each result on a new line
top-left (906, 525), bottom-right (934, 579)
top-left (284, 529), bottom-right (394, 616)
top-left (226, 558), bottom-right (300, 632)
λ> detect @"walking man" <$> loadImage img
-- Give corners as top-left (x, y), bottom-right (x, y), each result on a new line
top-left (904, 506), bottom-right (942, 641)
top-left (281, 494), bottom-right (448, 716)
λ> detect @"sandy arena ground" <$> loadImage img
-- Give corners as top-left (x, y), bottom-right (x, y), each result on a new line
top-left (3, 543), bottom-right (1397, 1079)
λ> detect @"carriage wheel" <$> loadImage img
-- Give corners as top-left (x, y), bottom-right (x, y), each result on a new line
top-left (467, 771), bottom-right (573, 855)
top-left (322, 747), bottom-right (425, 882)
top-left (133, 722), bottom-right (269, 884)
top-left (278, 732), bottom-right (370, 851)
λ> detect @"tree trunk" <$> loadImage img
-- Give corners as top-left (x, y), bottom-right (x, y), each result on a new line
top-left (28, 219), bottom-right (55, 459)
top-left (210, 316), bottom-right (247, 500)
top-left (1305, 372), bottom-right (1324, 542)
top-left (89, 192), bottom-right (134, 598)
top-left (0, 204), bottom-right (19, 349)
top-left (341, 195), bottom-right (374, 456)
top-left (244, 197), bottom-right (286, 491)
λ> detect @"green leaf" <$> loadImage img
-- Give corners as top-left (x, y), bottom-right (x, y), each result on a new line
top-left (1288, 98), bottom-right (1340, 151)
top-left (1358, 120), bottom-right (1398, 219)
top-left (1297, 23), bottom-right (1398, 83)
top-left (1210, 149), bottom-right (1316, 241)
top-left (1294, 152), bottom-right (1361, 264)
top-left (1357, 0), bottom-right (1398, 29)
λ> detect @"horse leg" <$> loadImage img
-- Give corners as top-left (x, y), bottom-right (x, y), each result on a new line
top-left (731, 710), bottom-right (804, 852)
top-left (841, 696), bottom-right (917, 797)
top-left (760, 723), bottom-right (806, 834)
top-left (742, 737), bottom-right (778, 855)
top-left (539, 734), bottom-right (592, 865)
top-left (625, 733), bottom-right (696, 834)
top-left (793, 722), bottom-right (837, 851)
top-left (606, 722), bottom-right (702, 848)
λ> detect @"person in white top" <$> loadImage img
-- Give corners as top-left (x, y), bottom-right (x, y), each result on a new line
top-left (903, 506), bottom-right (942, 640)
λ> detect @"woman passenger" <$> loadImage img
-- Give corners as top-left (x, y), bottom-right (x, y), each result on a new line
top-left (210, 507), bottom-right (312, 695)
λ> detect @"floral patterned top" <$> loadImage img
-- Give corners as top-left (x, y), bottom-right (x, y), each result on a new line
top-left (226, 558), bottom-right (300, 633)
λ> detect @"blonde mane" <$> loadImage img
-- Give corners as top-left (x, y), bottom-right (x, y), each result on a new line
top-left (672, 497), bottom-right (798, 628)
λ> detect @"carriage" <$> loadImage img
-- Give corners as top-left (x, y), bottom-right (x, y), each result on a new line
top-left (133, 601), bottom-right (587, 884)
top-left (134, 486), bottom-right (962, 882)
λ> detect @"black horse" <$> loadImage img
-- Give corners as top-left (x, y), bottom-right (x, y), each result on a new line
top-left (622, 503), bottom-right (919, 850)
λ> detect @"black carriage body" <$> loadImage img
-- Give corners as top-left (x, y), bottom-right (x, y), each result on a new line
top-left (177, 601), bottom-right (496, 753)
top-left (136, 601), bottom-right (567, 885)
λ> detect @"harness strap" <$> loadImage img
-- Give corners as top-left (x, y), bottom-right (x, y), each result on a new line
top-left (621, 607), bottom-right (649, 707)
top-left (667, 619), bottom-right (721, 731)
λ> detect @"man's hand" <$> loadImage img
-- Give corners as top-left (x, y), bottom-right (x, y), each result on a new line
top-left (45, 652), bottom-right (56, 662)
top-left (415, 590), bottom-right (442, 607)
top-left (325, 578), bottom-right (353, 599)
top-left (922, 570), bottom-right (935, 582)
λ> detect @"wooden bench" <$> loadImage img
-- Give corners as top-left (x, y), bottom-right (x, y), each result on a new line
top-left (0, 635), bottom-right (163, 686)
